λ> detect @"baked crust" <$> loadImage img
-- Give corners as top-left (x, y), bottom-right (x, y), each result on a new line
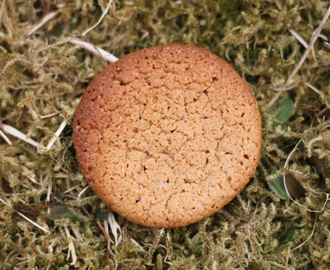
top-left (73, 44), bottom-right (262, 228)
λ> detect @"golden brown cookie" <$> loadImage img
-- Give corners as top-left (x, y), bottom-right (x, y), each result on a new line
top-left (73, 44), bottom-right (262, 228)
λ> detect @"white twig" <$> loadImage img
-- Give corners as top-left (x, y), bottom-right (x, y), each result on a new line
top-left (64, 185), bottom-right (79, 194)
top-left (0, 129), bottom-right (12, 145)
top-left (0, 197), bottom-right (50, 234)
top-left (77, 186), bottom-right (89, 200)
top-left (287, 7), bottom-right (330, 82)
top-left (68, 38), bottom-right (118, 63)
top-left (283, 139), bottom-right (329, 213)
top-left (40, 112), bottom-right (61, 119)
top-left (46, 119), bottom-right (68, 151)
top-left (16, 211), bottom-right (50, 234)
top-left (82, 0), bottom-right (114, 36)
top-left (291, 216), bottom-right (317, 251)
top-left (1, 124), bottom-right (42, 148)
top-left (48, 238), bottom-right (58, 254)
top-left (107, 211), bottom-right (122, 246)
top-left (46, 180), bottom-right (52, 203)
top-left (28, 11), bottom-right (59, 36)
top-left (64, 225), bottom-right (77, 265)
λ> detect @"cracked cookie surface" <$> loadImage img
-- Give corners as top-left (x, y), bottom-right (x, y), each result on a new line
top-left (73, 44), bottom-right (262, 228)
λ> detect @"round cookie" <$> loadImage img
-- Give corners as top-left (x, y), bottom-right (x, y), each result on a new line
top-left (73, 44), bottom-right (262, 228)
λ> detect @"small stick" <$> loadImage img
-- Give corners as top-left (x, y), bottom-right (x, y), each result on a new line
top-left (305, 82), bottom-right (323, 96)
top-left (82, 0), bottom-right (114, 36)
top-left (285, 246), bottom-right (291, 268)
top-left (287, 7), bottom-right (330, 82)
top-left (267, 7), bottom-right (330, 110)
top-left (97, 221), bottom-right (111, 267)
top-left (317, 107), bottom-right (329, 117)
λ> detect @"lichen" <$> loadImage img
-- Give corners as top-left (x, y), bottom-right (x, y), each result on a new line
top-left (0, 0), bottom-right (329, 269)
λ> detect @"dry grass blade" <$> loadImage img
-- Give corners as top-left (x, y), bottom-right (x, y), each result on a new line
top-left (0, 129), bottom-right (12, 145)
top-left (68, 38), bottom-right (118, 63)
top-left (0, 197), bottom-right (50, 234)
top-left (64, 225), bottom-right (77, 265)
top-left (1, 124), bottom-right (42, 148)
top-left (291, 216), bottom-right (317, 251)
top-left (289, 29), bottom-right (308, 48)
top-left (28, 11), bottom-right (59, 36)
top-left (77, 186), bottom-right (89, 200)
top-left (46, 119), bottom-right (68, 151)
top-left (21, 165), bottom-right (39, 184)
top-left (106, 212), bottom-right (122, 246)
top-left (82, 0), bottom-right (114, 36)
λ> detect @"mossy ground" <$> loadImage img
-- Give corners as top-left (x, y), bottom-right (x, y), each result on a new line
top-left (0, 0), bottom-right (329, 269)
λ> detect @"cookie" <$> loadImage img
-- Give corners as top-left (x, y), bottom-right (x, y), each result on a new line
top-left (73, 44), bottom-right (262, 228)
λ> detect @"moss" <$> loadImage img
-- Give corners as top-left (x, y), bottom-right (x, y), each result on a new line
top-left (0, 0), bottom-right (329, 269)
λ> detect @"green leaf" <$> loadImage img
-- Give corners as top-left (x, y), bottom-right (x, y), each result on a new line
top-left (268, 171), bottom-right (289, 200)
top-left (268, 98), bottom-right (294, 123)
top-left (49, 205), bottom-right (78, 221)
top-left (278, 227), bottom-right (296, 245)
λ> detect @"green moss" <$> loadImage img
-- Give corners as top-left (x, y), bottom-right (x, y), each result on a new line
top-left (0, 0), bottom-right (329, 269)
